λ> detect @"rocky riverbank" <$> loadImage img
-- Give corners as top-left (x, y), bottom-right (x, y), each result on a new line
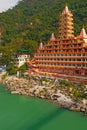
top-left (1, 75), bottom-right (87, 115)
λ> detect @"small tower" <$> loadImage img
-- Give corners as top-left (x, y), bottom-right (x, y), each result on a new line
top-left (58, 5), bottom-right (74, 39)
top-left (50, 33), bottom-right (56, 42)
top-left (39, 42), bottom-right (44, 50)
top-left (79, 26), bottom-right (87, 47)
top-left (79, 26), bottom-right (87, 39)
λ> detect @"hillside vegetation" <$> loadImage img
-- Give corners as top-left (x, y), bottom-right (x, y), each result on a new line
top-left (0, 0), bottom-right (87, 64)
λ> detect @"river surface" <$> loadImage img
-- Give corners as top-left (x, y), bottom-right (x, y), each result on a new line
top-left (0, 84), bottom-right (87, 130)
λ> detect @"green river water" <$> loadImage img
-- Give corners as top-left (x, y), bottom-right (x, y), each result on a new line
top-left (0, 84), bottom-right (87, 130)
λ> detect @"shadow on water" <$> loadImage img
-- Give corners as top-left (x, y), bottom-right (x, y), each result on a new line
top-left (26, 107), bottom-right (63, 130)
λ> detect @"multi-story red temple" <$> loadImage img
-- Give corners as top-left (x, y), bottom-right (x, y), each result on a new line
top-left (33, 6), bottom-right (87, 82)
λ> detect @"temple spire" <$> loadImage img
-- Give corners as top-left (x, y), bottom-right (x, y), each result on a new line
top-left (39, 42), bottom-right (43, 50)
top-left (50, 33), bottom-right (56, 41)
top-left (79, 26), bottom-right (87, 38)
top-left (63, 5), bottom-right (69, 14)
top-left (58, 5), bottom-right (74, 39)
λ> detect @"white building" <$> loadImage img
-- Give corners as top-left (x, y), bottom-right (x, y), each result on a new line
top-left (15, 50), bottom-right (30, 68)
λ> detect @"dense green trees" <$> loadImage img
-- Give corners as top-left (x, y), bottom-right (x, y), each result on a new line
top-left (0, 0), bottom-right (87, 45)
top-left (6, 63), bottom-right (27, 75)
top-left (6, 63), bottom-right (18, 75)
top-left (18, 63), bottom-right (27, 74)
top-left (0, 0), bottom-right (87, 64)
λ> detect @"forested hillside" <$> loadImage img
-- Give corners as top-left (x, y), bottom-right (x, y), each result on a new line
top-left (0, 0), bottom-right (87, 63)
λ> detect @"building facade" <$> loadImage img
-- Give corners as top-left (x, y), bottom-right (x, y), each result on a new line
top-left (34, 6), bottom-right (87, 82)
top-left (15, 50), bottom-right (30, 68)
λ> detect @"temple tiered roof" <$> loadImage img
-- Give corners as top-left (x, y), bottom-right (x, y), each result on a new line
top-left (33, 5), bottom-right (87, 82)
